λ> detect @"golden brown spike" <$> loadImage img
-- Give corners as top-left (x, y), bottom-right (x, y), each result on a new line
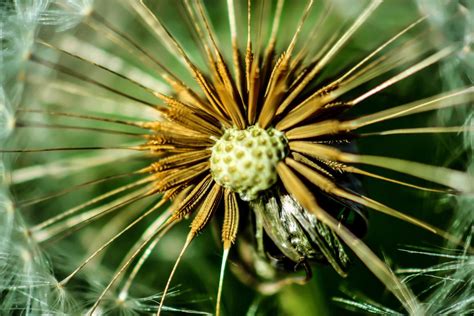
top-left (256, 0), bottom-right (314, 128)
top-left (154, 91), bottom-right (226, 129)
top-left (285, 120), bottom-right (343, 139)
top-left (274, 94), bottom-right (333, 131)
top-left (285, 0), bottom-right (314, 57)
top-left (344, 87), bottom-right (474, 130)
top-left (258, 53), bottom-right (290, 128)
top-left (285, 158), bottom-right (456, 241)
top-left (172, 174), bottom-right (214, 219)
top-left (142, 120), bottom-right (202, 138)
top-left (289, 141), bottom-right (345, 161)
top-left (276, 162), bottom-right (423, 315)
top-left (284, 87), bottom-right (474, 137)
top-left (358, 126), bottom-right (474, 137)
top-left (292, 17), bottom-right (427, 111)
top-left (193, 1), bottom-right (246, 129)
top-left (222, 189), bottom-right (240, 249)
top-left (133, 0), bottom-right (236, 127)
top-left (245, 0), bottom-right (254, 92)
top-left (340, 165), bottom-right (453, 193)
top-left (246, 54), bottom-right (260, 125)
top-left (190, 182), bottom-right (223, 234)
top-left (151, 150), bottom-right (211, 172)
top-left (226, 0), bottom-right (246, 100)
top-left (348, 46), bottom-right (455, 106)
top-left (158, 183), bottom-right (223, 315)
top-left (291, 152), bottom-right (336, 179)
top-left (289, 141), bottom-right (474, 193)
top-left (154, 161), bottom-right (209, 192)
top-left (184, 0), bottom-right (242, 128)
top-left (277, 0), bottom-right (383, 115)
top-left (145, 132), bottom-right (214, 148)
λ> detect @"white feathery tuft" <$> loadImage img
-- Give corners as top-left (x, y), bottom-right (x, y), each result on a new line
top-left (0, 0), bottom-right (94, 314)
top-left (39, 0), bottom-right (94, 31)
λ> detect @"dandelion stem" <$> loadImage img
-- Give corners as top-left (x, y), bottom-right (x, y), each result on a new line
top-left (216, 247), bottom-right (230, 316)
top-left (348, 46), bottom-right (456, 105)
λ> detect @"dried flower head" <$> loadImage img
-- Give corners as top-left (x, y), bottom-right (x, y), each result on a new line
top-left (1, 0), bottom-right (473, 315)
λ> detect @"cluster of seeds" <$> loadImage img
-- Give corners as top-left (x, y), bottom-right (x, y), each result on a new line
top-left (210, 125), bottom-right (287, 201)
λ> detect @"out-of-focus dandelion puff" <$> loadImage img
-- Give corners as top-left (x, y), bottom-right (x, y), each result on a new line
top-left (398, 240), bottom-right (474, 315)
top-left (334, 230), bottom-right (474, 315)
top-left (418, 0), bottom-right (474, 243)
top-left (1, 0), bottom-right (474, 315)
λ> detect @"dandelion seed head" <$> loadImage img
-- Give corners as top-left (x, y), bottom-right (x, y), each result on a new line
top-left (210, 125), bottom-right (287, 201)
top-left (2, 0), bottom-right (474, 314)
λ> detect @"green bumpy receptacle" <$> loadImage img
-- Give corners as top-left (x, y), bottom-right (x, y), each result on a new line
top-left (210, 125), bottom-right (287, 201)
